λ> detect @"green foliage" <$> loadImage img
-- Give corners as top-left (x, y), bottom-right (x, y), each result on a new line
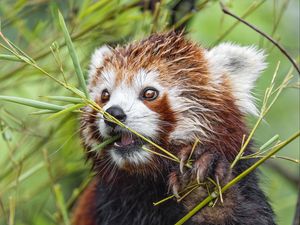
top-left (0, 1), bottom-right (299, 225)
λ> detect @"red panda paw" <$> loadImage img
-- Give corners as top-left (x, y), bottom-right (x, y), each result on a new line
top-left (168, 147), bottom-right (232, 199)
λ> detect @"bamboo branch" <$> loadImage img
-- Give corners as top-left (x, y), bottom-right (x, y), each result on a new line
top-left (220, 2), bottom-right (300, 75)
top-left (175, 131), bottom-right (300, 225)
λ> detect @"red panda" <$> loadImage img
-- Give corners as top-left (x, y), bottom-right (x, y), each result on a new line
top-left (74, 31), bottom-right (275, 225)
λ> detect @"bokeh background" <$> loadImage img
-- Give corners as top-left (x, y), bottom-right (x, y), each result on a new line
top-left (0, 1), bottom-right (299, 225)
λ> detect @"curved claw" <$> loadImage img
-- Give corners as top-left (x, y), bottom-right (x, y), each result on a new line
top-left (172, 185), bottom-right (180, 198)
top-left (168, 171), bottom-right (181, 198)
top-left (178, 145), bottom-right (192, 174)
top-left (196, 167), bottom-right (202, 184)
top-left (180, 157), bottom-right (186, 174)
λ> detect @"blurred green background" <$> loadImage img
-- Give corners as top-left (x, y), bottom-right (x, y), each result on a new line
top-left (0, 1), bottom-right (299, 225)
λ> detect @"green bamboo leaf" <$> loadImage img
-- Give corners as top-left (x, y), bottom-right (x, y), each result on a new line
top-left (259, 134), bottom-right (280, 151)
top-left (6, 38), bottom-right (36, 63)
top-left (0, 121), bottom-right (13, 142)
top-left (30, 110), bottom-right (58, 115)
top-left (2, 127), bottom-right (13, 142)
top-left (66, 85), bottom-right (86, 98)
top-left (47, 103), bottom-right (85, 120)
top-left (78, 0), bottom-right (92, 19)
top-left (0, 95), bottom-right (65, 111)
top-left (53, 184), bottom-right (71, 225)
top-left (49, 1), bottom-right (60, 29)
top-left (57, 10), bottom-right (89, 98)
top-left (40, 96), bottom-right (83, 104)
top-left (79, 0), bottom-right (110, 19)
top-left (0, 54), bottom-right (22, 62)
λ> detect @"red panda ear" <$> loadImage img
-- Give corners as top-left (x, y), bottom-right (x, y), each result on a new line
top-left (205, 43), bottom-right (267, 115)
top-left (88, 45), bottom-right (112, 79)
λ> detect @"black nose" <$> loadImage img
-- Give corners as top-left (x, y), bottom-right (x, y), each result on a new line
top-left (104, 106), bottom-right (127, 128)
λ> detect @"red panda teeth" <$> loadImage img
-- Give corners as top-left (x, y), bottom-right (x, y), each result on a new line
top-left (113, 132), bottom-right (136, 148)
top-left (114, 142), bottom-right (122, 148)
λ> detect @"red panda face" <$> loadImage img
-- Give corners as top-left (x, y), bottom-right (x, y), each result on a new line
top-left (81, 32), bottom-right (266, 175)
top-left (88, 67), bottom-right (177, 169)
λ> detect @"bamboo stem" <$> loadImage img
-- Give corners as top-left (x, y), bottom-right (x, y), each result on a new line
top-left (175, 131), bottom-right (300, 225)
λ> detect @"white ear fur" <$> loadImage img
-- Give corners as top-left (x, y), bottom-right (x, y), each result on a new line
top-left (88, 45), bottom-right (112, 79)
top-left (205, 43), bottom-right (266, 115)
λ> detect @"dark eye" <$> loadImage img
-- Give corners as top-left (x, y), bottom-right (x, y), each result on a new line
top-left (141, 87), bottom-right (159, 101)
top-left (101, 89), bottom-right (110, 103)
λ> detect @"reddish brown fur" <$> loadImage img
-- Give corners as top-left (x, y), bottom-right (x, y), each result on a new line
top-left (72, 178), bottom-right (98, 225)
top-left (81, 31), bottom-right (248, 182)
top-left (90, 31), bottom-right (209, 88)
top-left (74, 32), bottom-right (273, 225)
top-left (143, 93), bottom-right (177, 143)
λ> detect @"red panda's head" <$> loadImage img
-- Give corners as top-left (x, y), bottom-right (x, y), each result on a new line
top-left (81, 32), bottom-right (266, 177)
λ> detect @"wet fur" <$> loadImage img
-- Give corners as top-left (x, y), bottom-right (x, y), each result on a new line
top-left (73, 32), bottom-right (276, 225)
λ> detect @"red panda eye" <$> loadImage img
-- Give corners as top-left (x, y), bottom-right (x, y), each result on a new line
top-left (101, 89), bottom-right (110, 103)
top-left (141, 87), bottom-right (159, 101)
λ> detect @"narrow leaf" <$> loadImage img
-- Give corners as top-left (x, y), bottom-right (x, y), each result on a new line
top-left (47, 103), bottom-right (85, 120)
top-left (259, 134), bottom-right (280, 151)
top-left (30, 110), bottom-right (57, 115)
top-left (58, 10), bottom-right (89, 98)
top-left (0, 95), bottom-right (65, 111)
top-left (0, 54), bottom-right (23, 62)
top-left (40, 96), bottom-right (83, 104)
top-left (53, 184), bottom-right (71, 225)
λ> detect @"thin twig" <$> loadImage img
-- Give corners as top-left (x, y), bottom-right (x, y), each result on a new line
top-left (220, 2), bottom-right (300, 75)
top-left (214, 0), bottom-right (265, 45)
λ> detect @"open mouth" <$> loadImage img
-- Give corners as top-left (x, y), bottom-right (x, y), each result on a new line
top-left (108, 131), bottom-right (151, 167)
top-left (112, 132), bottom-right (146, 154)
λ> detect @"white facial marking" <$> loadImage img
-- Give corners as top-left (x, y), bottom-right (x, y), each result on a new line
top-left (168, 87), bottom-right (211, 143)
top-left (127, 150), bottom-right (151, 164)
top-left (109, 148), bottom-right (151, 167)
top-left (132, 69), bottom-right (164, 93)
top-left (89, 68), bottom-right (116, 102)
top-left (205, 43), bottom-right (266, 115)
top-left (93, 68), bottom-right (163, 166)
top-left (110, 150), bottom-right (125, 167)
top-left (88, 45), bottom-right (112, 84)
top-left (98, 69), bottom-right (162, 139)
